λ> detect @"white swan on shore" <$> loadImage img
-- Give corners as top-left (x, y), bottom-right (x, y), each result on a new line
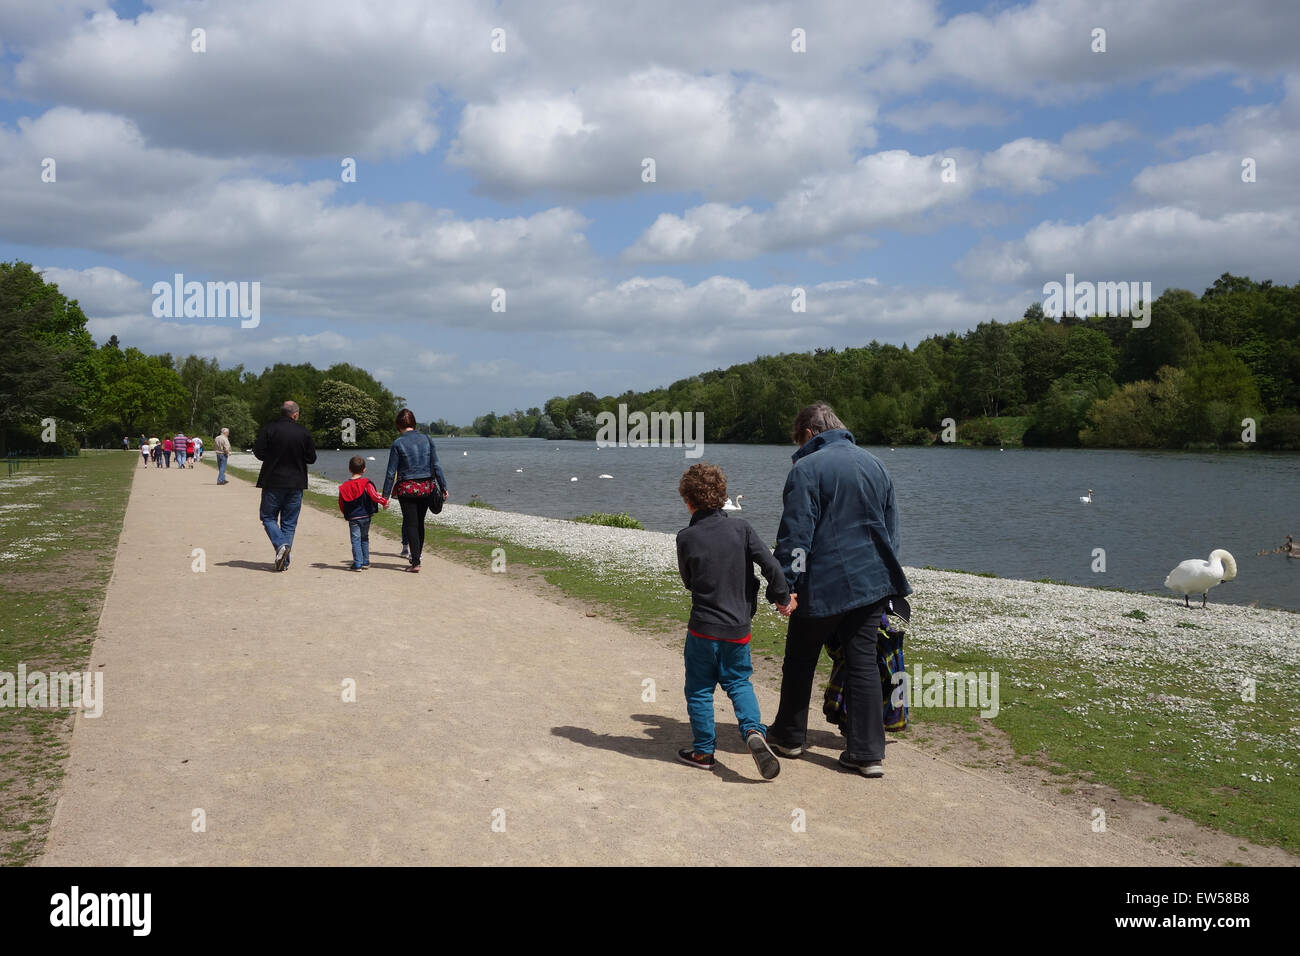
top-left (1079, 489), bottom-right (1093, 503)
top-left (1165, 550), bottom-right (1237, 608)
top-left (722, 495), bottom-right (744, 511)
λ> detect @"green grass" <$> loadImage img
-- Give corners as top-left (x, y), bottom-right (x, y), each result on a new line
top-left (219, 458), bottom-right (1300, 855)
top-left (0, 449), bottom-right (135, 865)
top-left (571, 512), bottom-right (645, 530)
top-left (465, 497), bottom-right (497, 510)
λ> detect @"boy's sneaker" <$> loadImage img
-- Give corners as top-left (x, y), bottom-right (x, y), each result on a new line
top-left (676, 749), bottom-right (715, 770)
top-left (769, 740), bottom-right (804, 758)
top-left (746, 731), bottom-right (781, 780)
top-left (838, 753), bottom-right (884, 778)
top-left (350, 564), bottom-right (363, 571)
top-left (400, 547), bottom-right (409, 557)
top-left (274, 544), bottom-right (289, 572)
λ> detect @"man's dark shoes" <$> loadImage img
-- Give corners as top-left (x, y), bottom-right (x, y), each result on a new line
top-left (838, 753), bottom-right (884, 778)
top-left (746, 731), bottom-right (781, 779)
top-left (769, 740), bottom-right (804, 758)
top-left (677, 749), bottom-right (715, 770)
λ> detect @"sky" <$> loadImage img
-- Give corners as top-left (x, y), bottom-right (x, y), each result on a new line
top-left (1, 0), bottom-right (1297, 423)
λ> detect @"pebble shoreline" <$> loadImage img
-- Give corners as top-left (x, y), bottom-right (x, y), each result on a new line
top-left (228, 453), bottom-right (1299, 663)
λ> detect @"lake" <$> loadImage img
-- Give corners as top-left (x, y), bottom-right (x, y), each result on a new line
top-left (309, 439), bottom-right (1299, 612)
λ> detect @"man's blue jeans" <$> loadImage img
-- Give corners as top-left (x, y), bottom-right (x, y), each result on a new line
top-left (216, 453), bottom-right (228, 482)
top-left (683, 632), bottom-right (764, 754)
top-left (175, 449), bottom-right (187, 468)
top-left (349, 517), bottom-right (371, 567)
top-left (259, 488), bottom-right (303, 559)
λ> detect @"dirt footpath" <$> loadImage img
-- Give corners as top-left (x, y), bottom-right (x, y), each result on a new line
top-left (42, 463), bottom-right (1191, 866)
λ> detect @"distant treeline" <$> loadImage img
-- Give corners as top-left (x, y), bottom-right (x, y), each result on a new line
top-left (1, 261), bottom-right (404, 455)
top-left (467, 274), bottom-right (1300, 450)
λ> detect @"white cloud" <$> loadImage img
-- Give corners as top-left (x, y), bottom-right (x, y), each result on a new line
top-left (955, 207), bottom-right (1300, 291)
top-left (957, 71), bottom-right (1300, 292)
top-left (866, 0), bottom-right (1300, 103)
top-left (449, 68), bottom-right (876, 200)
top-left (8, 0), bottom-right (483, 158)
top-left (626, 126), bottom-right (1112, 262)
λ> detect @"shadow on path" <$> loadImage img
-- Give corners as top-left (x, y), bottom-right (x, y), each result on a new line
top-left (215, 559), bottom-right (275, 572)
top-left (308, 561), bottom-right (411, 572)
top-left (552, 714), bottom-right (769, 785)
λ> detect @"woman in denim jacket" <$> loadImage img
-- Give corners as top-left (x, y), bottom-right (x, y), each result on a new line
top-left (382, 409), bottom-right (449, 572)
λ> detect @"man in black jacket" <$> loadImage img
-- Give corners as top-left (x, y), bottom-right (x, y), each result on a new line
top-left (253, 400), bottom-right (317, 571)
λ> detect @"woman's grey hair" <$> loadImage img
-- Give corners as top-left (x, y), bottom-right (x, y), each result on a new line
top-left (792, 402), bottom-right (845, 441)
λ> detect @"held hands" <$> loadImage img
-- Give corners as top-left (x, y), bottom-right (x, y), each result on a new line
top-left (381, 497), bottom-right (390, 508)
top-left (776, 594), bottom-right (798, 617)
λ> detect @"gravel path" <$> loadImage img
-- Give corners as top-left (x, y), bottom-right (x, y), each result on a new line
top-left (223, 454), bottom-right (1300, 800)
top-left (40, 459), bottom-right (1238, 865)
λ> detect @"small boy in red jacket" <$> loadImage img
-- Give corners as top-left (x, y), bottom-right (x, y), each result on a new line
top-left (338, 456), bottom-right (389, 570)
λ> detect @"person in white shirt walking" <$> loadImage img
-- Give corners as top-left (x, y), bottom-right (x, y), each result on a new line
top-left (214, 428), bottom-right (232, 484)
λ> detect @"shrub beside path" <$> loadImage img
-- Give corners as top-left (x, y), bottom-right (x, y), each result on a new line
top-left (42, 464), bottom-right (1183, 866)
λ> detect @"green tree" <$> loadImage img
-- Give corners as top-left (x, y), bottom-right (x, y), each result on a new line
top-left (1117, 291), bottom-right (1200, 383)
top-left (1024, 376), bottom-right (1113, 447)
top-left (1177, 344), bottom-right (1261, 445)
top-left (0, 262), bottom-right (96, 453)
top-left (1060, 326), bottom-right (1117, 382)
top-left (313, 379), bottom-right (380, 447)
top-left (96, 348), bottom-right (188, 437)
top-left (960, 321), bottom-right (1023, 418)
top-left (1081, 366), bottom-right (1188, 448)
top-left (210, 395), bottom-right (259, 447)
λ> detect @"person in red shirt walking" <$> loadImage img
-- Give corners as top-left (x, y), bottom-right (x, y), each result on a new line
top-left (338, 456), bottom-right (389, 570)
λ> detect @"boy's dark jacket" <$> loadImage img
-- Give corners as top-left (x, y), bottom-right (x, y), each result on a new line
top-left (338, 476), bottom-right (385, 520)
top-left (676, 509), bottom-right (790, 641)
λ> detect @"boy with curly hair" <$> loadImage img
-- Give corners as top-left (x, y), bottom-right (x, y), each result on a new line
top-left (675, 462), bottom-right (795, 778)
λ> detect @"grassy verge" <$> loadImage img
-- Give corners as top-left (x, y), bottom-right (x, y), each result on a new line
top-left (221, 458), bottom-right (1300, 854)
top-left (0, 449), bottom-right (136, 865)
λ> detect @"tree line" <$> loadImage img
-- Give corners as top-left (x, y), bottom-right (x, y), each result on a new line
top-left (6, 260), bottom-right (1298, 456)
top-left (1, 262), bottom-right (404, 455)
top-left (470, 274), bottom-right (1300, 450)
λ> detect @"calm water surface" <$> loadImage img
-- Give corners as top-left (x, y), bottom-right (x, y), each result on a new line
top-left (311, 440), bottom-right (1299, 612)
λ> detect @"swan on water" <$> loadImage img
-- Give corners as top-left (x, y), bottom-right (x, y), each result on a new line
top-left (1164, 550), bottom-right (1237, 608)
top-left (570, 476), bottom-right (578, 482)
top-left (1079, 489), bottom-right (1093, 503)
top-left (463, 451), bottom-right (468, 456)
top-left (515, 468), bottom-right (523, 473)
top-left (366, 456), bottom-right (376, 461)
top-left (599, 474), bottom-right (613, 479)
top-left (722, 495), bottom-right (745, 511)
